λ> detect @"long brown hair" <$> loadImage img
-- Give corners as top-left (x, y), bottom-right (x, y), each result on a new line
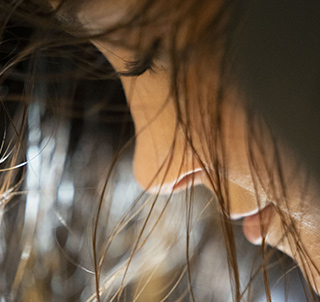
top-left (1, 0), bottom-right (319, 301)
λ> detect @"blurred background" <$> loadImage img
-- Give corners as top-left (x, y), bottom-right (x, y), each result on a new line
top-left (0, 19), bottom-right (318, 302)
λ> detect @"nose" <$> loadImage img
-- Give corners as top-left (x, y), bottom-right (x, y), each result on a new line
top-left (131, 91), bottom-right (204, 194)
top-left (121, 72), bottom-right (204, 194)
top-left (91, 41), bottom-right (203, 194)
top-left (133, 127), bottom-right (205, 194)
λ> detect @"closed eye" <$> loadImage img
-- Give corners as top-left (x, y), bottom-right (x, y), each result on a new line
top-left (120, 55), bottom-right (155, 77)
top-left (118, 38), bottom-right (161, 77)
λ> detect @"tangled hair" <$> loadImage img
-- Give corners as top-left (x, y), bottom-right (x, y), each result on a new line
top-left (1, 0), bottom-right (320, 301)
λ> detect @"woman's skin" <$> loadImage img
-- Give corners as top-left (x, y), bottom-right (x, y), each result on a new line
top-left (50, 0), bottom-right (320, 295)
top-left (94, 41), bottom-right (320, 294)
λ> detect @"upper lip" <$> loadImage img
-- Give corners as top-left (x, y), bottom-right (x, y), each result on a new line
top-left (229, 203), bottom-right (271, 220)
top-left (173, 170), bottom-right (272, 220)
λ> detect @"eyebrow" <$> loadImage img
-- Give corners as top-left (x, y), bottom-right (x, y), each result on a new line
top-left (53, 0), bottom-right (88, 35)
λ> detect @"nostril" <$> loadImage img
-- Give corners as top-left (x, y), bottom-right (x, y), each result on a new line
top-left (172, 169), bottom-right (205, 192)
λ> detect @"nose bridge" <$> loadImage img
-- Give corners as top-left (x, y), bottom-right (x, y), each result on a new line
top-left (127, 76), bottom-right (200, 192)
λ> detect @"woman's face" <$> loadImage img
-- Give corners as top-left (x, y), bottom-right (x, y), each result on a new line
top-left (53, 0), bottom-right (320, 294)
top-left (94, 39), bottom-right (320, 294)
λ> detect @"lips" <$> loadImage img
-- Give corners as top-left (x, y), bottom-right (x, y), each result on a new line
top-left (173, 170), bottom-right (274, 245)
top-left (153, 167), bottom-right (274, 246)
top-left (241, 204), bottom-right (273, 245)
top-left (173, 170), bottom-right (273, 246)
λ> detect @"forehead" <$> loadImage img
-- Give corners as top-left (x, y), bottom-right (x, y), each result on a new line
top-left (77, 0), bottom-right (137, 30)
top-left (54, 0), bottom-right (225, 51)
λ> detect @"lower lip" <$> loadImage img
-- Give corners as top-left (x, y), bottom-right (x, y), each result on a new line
top-left (242, 204), bottom-right (273, 245)
top-left (172, 174), bottom-right (273, 245)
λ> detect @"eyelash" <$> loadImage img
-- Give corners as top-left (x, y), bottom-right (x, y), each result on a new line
top-left (121, 56), bottom-right (155, 77)
top-left (120, 38), bottom-right (161, 77)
